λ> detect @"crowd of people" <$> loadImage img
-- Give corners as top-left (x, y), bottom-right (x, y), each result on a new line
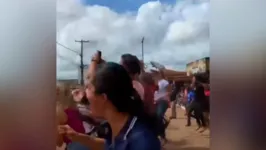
top-left (56, 51), bottom-right (210, 150)
top-left (169, 76), bottom-right (210, 132)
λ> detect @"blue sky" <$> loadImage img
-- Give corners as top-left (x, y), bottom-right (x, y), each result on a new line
top-left (57, 0), bottom-right (209, 79)
top-left (82, 0), bottom-right (178, 13)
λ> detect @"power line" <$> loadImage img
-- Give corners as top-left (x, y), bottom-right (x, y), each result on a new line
top-left (56, 42), bottom-right (80, 55)
top-left (57, 40), bottom-right (91, 85)
top-left (57, 41), bottom-right (85, 84)
top-left (57, 54), bottom-right (78, 66)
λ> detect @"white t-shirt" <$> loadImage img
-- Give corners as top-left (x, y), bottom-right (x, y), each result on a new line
top-left (154, 79), bottom-right (169, 102)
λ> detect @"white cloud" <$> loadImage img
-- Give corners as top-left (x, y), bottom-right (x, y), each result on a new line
top-left (57, 0), bottom-right (209, 79)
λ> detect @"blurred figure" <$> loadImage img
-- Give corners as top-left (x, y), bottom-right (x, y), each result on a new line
top-left (56, 86), bottom-right (67, 148)
top-left (120, 54), bottom-right (144, 100)
top-left (56, 85), bottom-right (68, 146)
top-left (194, 75), bottom-right (210, 127)
top-left (177, 86), bottom-right (185, 106)
top-left (57, 85), bottom-right (88, 150)
top-left (154, 71), bottom-right (170, 144)
top-left (72, 88), bottom-right (97, 135)
top-left (169, 81), bottom-right (176, 119)
top-left (185, 85), bottom-right (196, 125)
top-left (203, 84), bottom-right (210, 126)
top-left (170, 81), bottom-right (184, 119)
top-left (186, 76), bottom-right (207, 132)
top-left (187, 85), bottom-right (195, 108)
top-left (139, 72), bottom-right (157, 115)
top-left (183, 84), bottom-right (189, 111)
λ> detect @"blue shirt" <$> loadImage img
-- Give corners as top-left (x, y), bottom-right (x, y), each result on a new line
top-left (104, 116), bottom-right (161, 150)
top-left (187, 91), bottom-right (195, 103)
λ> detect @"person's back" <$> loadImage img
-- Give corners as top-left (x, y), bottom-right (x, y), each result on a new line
top-left (154, 79), bottom-right (169, 101)
top-left (194, 84), bottom-right (206, 104)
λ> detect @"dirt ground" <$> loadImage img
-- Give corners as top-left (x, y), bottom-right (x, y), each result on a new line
top-left (57, 107), bottom-right (210, 150)
top-left (164, 107), bottom-right (210, 150)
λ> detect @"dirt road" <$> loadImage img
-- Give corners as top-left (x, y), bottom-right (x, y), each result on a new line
top-left (164, 107), bottom-right (210, 150)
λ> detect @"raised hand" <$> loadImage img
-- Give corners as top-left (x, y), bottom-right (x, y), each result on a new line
top-left (71, 89), bottom-right (85, 102)
top-left (91, 50), bottom-right (101, 63)
top-left (58, 125), bottom-right (78, 140)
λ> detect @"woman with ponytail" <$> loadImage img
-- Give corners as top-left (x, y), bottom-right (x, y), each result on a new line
top-left (120, 53), bottom-right (144, 100)
top-left (59, 62), bottom-right (160, 150)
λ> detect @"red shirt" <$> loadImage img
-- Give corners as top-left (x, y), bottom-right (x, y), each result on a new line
top-left (63, 108), bottom-right (85, 144)
top-left (143, 85), bottom-right (156, 114)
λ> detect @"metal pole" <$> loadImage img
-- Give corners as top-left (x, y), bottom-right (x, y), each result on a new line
top-left (75, 40), bottom-right (89, 85)
top-left (141, 37), bottom-right (144, 62)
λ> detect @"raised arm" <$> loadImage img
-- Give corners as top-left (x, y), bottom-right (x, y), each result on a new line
top-left (87, 50), bottom-right (104, 80)
top-left (59, 125), bottom-right (105, 150)
top-left (87, 54), bottom-right (99, 80)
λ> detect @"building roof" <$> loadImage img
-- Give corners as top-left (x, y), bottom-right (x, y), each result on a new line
top-left (150, 68), bottom-right (190, 81)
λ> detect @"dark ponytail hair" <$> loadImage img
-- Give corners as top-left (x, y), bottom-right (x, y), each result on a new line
top-left (121, 54), bottom-right (141, 76)
top-left (92, 62), bottom-right (158, 135)
top-left (128, 89), bottom-right (158, 133)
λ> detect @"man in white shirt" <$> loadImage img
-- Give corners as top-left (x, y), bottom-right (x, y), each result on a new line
top-left (154, 72), bottom-right (170, 144)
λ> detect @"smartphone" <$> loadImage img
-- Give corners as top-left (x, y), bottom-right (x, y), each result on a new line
top-left (97, 50), bottom-right (102, 58)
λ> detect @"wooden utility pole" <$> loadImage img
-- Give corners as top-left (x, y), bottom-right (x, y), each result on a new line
top-left (75, 40), bottom-right (90, 85)
top-left (141, 37), bottom-right (144, 62)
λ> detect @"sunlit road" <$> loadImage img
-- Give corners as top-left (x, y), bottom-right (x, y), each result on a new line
top-left (164, 107), bottom-right (210, 150)
top-left (57, 107), bottom-right (210, 150)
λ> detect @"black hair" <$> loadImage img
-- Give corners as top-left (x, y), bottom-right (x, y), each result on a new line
top-left (121, 54), bottom-right (141, 76)
top-left (80, 95), bottom-right (90, 105)
top-left (92, 62), bottom-right (158, 135)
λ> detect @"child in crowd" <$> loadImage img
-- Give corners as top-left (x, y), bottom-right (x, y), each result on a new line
top-left (56, 85), bottom-right (88, 150)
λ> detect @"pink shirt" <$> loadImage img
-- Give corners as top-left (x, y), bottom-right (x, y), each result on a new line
top-left (132, 80), bottom-right (144, 100)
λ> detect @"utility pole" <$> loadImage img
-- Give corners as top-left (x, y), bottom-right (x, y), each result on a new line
top-left (141, 37), bottom-right (144, 62)
top-left (75, 40), bottom-right (90, 86)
